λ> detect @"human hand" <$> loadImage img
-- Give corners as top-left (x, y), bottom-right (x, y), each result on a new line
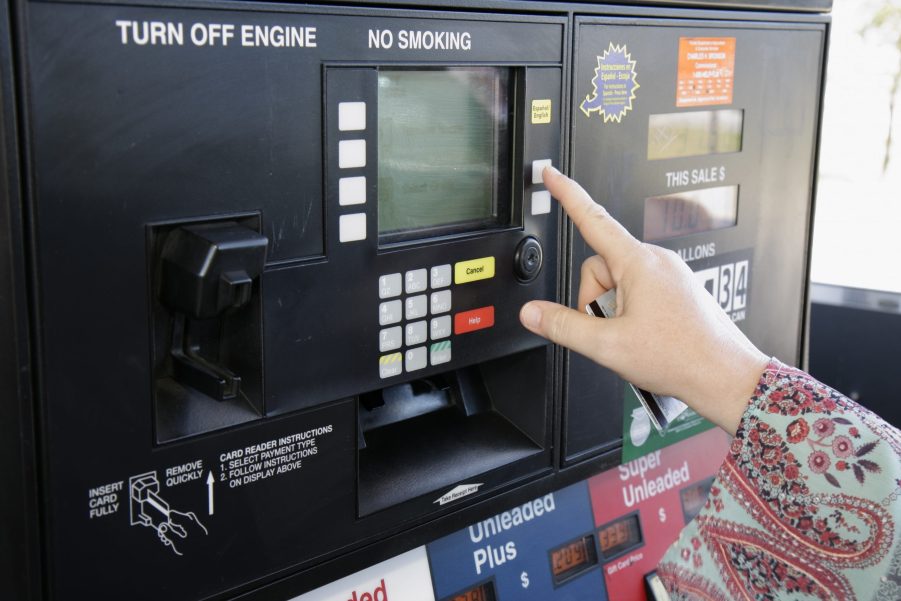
top-left (519, 167), bottom-right (769, 434)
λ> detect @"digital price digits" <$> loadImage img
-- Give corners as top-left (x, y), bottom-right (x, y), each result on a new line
top-left (549, 535), bottom-right (598, 584)
top-left (598, 515), bottom-right (641, 558)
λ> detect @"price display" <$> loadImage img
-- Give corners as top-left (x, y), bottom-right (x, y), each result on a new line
top-left (444, 581), bottom-right (496, 601)
top-left (549, 534), bottom-right (598, 585)
top-left (597, 514), bottom-right (642, 560)
top-left (643, 185), bottom-right (738, 242)
top-left (647, 109), bottom-right (743, 161)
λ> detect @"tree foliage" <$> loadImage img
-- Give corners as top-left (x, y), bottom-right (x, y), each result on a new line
top-left (860, 1), bottom-right (901, 173)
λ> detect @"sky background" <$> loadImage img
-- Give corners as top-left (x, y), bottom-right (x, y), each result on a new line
top-left (811, 0), bottom-right (901, 292)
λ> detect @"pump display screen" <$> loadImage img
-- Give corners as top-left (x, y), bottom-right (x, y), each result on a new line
top-left (550, 534), bottom-right (598, 584)
top-left (598, 514), bottom-right (642, 559)
top-left (643, 185), bottom-right (739, 242)
top-left (647, 109), bottom-right (743, 160)
top-left (378, 67), bottom-right (511, 241)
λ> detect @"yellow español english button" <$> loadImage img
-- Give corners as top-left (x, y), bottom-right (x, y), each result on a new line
top-left (454, 257), bottom-right (495, 284)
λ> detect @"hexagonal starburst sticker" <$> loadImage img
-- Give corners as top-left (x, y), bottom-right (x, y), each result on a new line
top-left (580, 43), bottom-right (640, 123)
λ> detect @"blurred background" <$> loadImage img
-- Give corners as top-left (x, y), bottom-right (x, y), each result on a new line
top-left (808, 0), bottom-right (901, 425)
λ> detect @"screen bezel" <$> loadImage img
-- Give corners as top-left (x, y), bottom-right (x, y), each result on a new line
top-left (376, 66), bottom-right (517, 246)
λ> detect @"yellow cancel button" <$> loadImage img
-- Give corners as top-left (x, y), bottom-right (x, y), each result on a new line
top-left (455, 257), bottom-right (495, 284)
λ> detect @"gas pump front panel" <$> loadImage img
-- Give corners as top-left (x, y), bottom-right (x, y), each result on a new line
top-left (5, 1), bottom-right (828, 600)
top-left (24, 3), bottom-right (562, 599)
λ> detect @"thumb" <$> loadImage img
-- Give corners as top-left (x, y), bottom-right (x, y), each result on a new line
top-left (520, 300), bottom-right (614, 364)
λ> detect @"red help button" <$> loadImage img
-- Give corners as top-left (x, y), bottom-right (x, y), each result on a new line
top-left (454, 306), bottom-right (495, 334)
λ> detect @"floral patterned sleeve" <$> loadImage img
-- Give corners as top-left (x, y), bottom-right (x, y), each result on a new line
top-left (657, 359), bottom-right (901, 600)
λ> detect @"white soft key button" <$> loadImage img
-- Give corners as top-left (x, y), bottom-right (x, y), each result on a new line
top-left (339, 176), bottom-right (366, 206)
top-left (405, 269), bottom-right (428, 294)
top-left (338, 102), bottom-right (366, 132)
top-left (532, 159), bottom-right (553, 184)
top-left (379, 300), bottom-right (402, 326)
top-left (339, 213), bottom-right (366, 242)
top-left (339, 139), bottom-right (366, 169)
top-left (531, 190), bottom-right (551, 216)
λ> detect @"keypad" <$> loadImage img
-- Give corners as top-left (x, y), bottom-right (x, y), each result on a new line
top-left (377, 257), bottom-right (495, 377)
top-left (376, 262), bottom-right (459, 377)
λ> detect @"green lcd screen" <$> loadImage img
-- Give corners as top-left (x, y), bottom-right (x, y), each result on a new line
top-left (377, 68), bottom-right (511, 241)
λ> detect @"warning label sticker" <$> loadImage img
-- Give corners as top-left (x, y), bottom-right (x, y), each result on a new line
top-left (676, 37), bottom-right (735, 107)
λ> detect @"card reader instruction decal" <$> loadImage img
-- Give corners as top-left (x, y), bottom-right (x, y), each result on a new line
top-left (85, 424), bottom-right (335, 556)
top-left (219, 426), bottom-right (333, 488)
top-left (580, 43), bottom-right (640, 123)
top-left (676, 37), bottom-right (736, 107)
top-left (128, 471), bottom-right (209, 556)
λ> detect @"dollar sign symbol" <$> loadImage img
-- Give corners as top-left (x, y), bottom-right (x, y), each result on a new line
top-left (521, 571), bottom-right (530, 588)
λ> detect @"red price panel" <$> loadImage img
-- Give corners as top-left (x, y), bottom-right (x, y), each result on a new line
top-left (597, 514), bottom-right (642, 561)
top-left (549, 534), bottom-right (599, 585)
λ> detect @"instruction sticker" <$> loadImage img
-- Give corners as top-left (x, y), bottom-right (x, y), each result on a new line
top-left (676, 37), bottom-right (735, 107)
top-left (531, 99), bottom-right (552, 124)
top-left (580, 43), bottom-right (640, 123)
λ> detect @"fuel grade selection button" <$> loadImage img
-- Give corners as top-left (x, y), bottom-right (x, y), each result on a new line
top-left (454, 306), bottom-right (495, 334)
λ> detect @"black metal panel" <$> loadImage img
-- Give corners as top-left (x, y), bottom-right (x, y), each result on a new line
top-left (808, 285), bottom-right (901, 429)
top-left (18, 3), bottom-right (565, 599)
top-left (564, 18), bottom-right (825, 461)
top-left (0, 2), bottom-right (41, 600)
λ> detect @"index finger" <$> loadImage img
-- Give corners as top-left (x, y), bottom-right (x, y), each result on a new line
top-left (543, 167), bottom-right (641, 277)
